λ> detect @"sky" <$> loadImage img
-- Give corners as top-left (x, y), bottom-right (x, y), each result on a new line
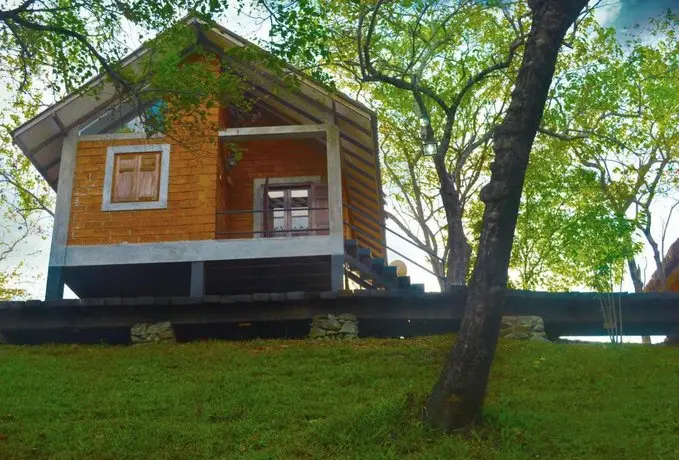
top-left (2, 1), bottom-right (678, 343)
top-left (598, 0), bottom-right (677, 29)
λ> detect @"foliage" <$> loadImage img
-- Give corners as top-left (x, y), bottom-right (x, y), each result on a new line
top-left (0, 96), bottom-right (52, 299)
top-left (511, 138), bottom-right (639, 291)
top-left (0, 337), bottom-right (678, 458)
top-left (540, 12), bottom-right (679, 287)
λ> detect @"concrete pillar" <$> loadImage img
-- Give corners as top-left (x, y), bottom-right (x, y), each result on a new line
top-left (330, 253), bottom-right (344, 291)
top-left (190, 261), bottom-right (204, 297)
top-left (45, 266), bottom-right (65, 301)
top-left (325, 125), bottom-right (343, 237)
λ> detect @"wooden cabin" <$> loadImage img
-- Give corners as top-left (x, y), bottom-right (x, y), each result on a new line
top-left (12, 21), bottom-right (426, 299)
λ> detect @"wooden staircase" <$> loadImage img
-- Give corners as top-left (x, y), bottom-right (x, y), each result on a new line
top-left (344, 240), bottom-right (425, 292)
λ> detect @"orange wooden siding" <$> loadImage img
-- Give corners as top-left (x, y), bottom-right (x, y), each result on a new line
top-left (68, 134), bottom-right (219, 245)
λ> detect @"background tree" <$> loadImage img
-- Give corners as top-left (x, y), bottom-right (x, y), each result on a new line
top-left (540, 13), bottom-right (679, 295)
top-left (510, 138), bottom-right (639, 291)
top-left (309, 0), bottom-right (527, 286)
top-left (0, 94), bottom-right (54, 298)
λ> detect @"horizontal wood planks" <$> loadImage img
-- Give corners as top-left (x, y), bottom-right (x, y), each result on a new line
top-left (2, 291), bottom-right (679, 339)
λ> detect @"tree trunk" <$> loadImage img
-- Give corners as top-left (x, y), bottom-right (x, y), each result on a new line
top-left (435, 155), bottom-right (472, 288)
top-left (639, 229), bottom-right (667, 344)
top-left (430, 256), bottom-right (448, 292)
top-left (628, 258), bottom-right (644, 293)
top-left (628, 258), bottom-right (651, 344)
top-left (424, 0), bottom-right (588, 431)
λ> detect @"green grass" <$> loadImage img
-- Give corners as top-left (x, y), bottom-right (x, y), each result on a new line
top-left (1, 336), bottom-right (678, 459)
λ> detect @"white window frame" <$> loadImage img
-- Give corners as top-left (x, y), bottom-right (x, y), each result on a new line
top-left (252, 176), bottom-right (320, 238)
top-left (102, 143), bottom-right (171, 211)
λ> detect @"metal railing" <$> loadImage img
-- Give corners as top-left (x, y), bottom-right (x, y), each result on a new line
top-left (215, 208), bottom-right (329, 238)
top-left (214, 203), bottom-right (447, 283)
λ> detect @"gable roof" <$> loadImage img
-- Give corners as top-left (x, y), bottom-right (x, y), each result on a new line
top-left (644, 237), bottom-right (679, 292)
top-left (11, 18), bottom-right (376, 190)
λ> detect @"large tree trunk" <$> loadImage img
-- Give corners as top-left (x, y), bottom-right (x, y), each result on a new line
top-left (424, 0), bottom-right (588, 431)
top-left (435, 155), bottom-right (472, 287)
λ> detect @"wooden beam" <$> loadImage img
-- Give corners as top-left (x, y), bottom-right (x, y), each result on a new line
top-left (1, 291), bottom-right (679, 337)
top-left (219, 124), bottom-right (329, 141)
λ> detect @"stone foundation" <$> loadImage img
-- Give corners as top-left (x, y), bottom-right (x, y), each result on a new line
top-left (309, 314), bottom-right (358, 339)
top-left (131, 321), bottom-right (175, 344)
top-left (500, 316), bottom-right (549, 342)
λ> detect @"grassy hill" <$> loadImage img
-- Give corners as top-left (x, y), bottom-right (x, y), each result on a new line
top-left (1, 336), bottom-right (678, 459)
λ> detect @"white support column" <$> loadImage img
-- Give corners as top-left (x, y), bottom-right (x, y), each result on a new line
top-left (45, 131), bottom-right (77, 300)
top-left (325, 125), bottom-right (343, 237)
top-left (325, 125), bottom-right (345, 291)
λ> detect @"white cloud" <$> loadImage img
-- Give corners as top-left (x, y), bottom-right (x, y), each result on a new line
top-left (594, 1), bottom-right (623, 26)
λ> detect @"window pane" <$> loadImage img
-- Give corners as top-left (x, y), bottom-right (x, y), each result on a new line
top-left (268, 190), bottom-right (286, 235)
top-left (268, 191), bottom-right (285, 210)
top-left (112, 154), bottom-right (138, 203)
top-left (268, 190), bottom-right (285, 200)
top-left (290, 189), bottom-right (309, 198)
top-left (137, 152), bottom-right (161, 201)
top-left (291, 208), bottom-right (309, 231)
top-left (272, 210), bottom-right (285, 233)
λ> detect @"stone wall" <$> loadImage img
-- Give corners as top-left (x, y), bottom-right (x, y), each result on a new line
top-left (500, 316), bottom-right (549, 342)
top-left (309, 314), bottom-right (358, 339)
top-left (131, 321), bottom-right (176, 344)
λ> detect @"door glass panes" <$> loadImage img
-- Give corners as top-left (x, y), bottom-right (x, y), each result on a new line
top-left (290, 189), bottom-right (309, 232)
top-left (268, 190), bottom-right (286, 233)
top-left (266, 186), bottom-right (311, 237)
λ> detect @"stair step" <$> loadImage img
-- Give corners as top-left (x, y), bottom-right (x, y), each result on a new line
top-left (344, 253), bottom-right (397, 290)
top-left (382, 265), bottom-right (397, 279)
top-left (357, 247), bottom-right (372, 262)
top-left (370, 258), bottom-right (385, 275)
top-left (397, 276), bottom-right (411, 289)
top-left (344, 240), bottom-right (358, 257)
top-left (410, 283), bottom-right (425, 293)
